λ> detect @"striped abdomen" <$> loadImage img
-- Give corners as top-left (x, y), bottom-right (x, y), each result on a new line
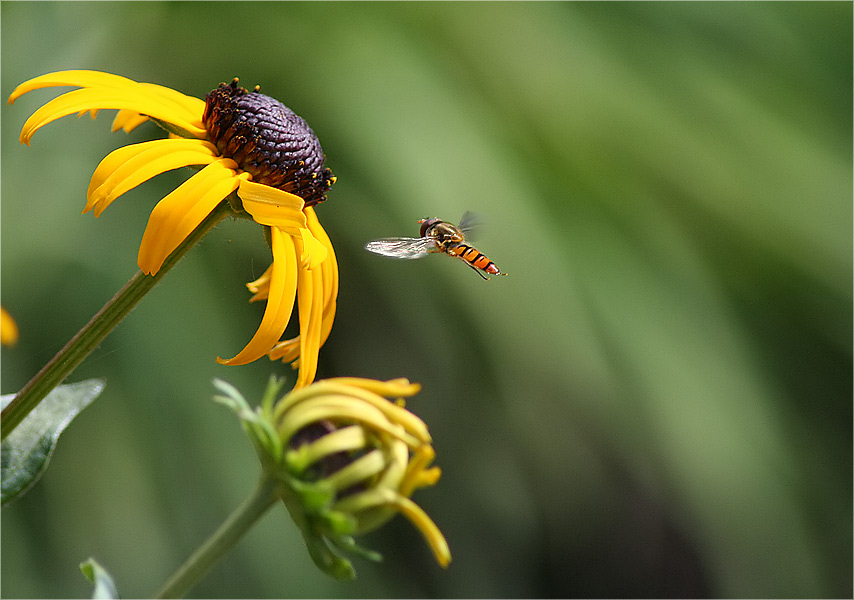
top-left (446, 242), bottom-right (503, 276)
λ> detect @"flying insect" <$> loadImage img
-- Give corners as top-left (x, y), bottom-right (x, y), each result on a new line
top-left (365, 212), bottom-right (507, 280)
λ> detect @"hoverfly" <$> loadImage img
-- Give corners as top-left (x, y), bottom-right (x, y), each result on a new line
top-left (365, 212), bottom-right (507, 280)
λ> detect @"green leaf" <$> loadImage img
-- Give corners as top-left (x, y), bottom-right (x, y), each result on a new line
top-left (80, 557), bottom-right (119, 599)
top-left (1, 379), bottom-right (105, 505)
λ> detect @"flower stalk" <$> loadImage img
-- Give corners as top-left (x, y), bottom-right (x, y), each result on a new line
top-left (154, 476), bottom-right (280, 599)
top-left (0, 201), bottom-right (232, 440)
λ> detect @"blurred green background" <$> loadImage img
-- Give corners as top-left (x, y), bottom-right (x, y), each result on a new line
top-left (2, 2), bottom-right (851, 598)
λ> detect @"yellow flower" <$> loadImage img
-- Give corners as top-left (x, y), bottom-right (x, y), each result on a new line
top-left (215, 376), bottom-right (451, 578)
top-left (1, 307), bottom-right (19, 347)
top-left (8, 71), bottom-right (338, 385)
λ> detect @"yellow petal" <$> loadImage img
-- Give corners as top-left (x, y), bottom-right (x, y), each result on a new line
top-left (86, 139), bottom-right (219, 216)
top-left (18, 87), bottom-right (207, 145)
top-left (293, 262), bottom-right (325, 389)
top-left (137, 160), bottom-right (241, 275)
top-left (137, 81), bottom-right (206, 123)
top-left (323, 378), bottom-right (423, 400)
top-left (297, 227), bottom-right (328, 270)
top-left (268, 209), bottom-right (338, 364)
top-left (111, 109), bottom-right (150, 133)
top-left (218, 227), bottom-right (299, 365)
top-left (333, 488), bottom-right (451, 568)
top-left (237, 178), bottom-right (308, 233)
top-left (1, 307), bottom-right (19, 347)
top-left (8, 71), bottom-right (205, 131)
top-left (307, 207), bottom-right (338, 336)
top-left (8, 70), bottom-right (144, 103)
top-left (268, 337), bottom-right (300, 363)
top-left (387, 493), bottom-right (452, 568)
top-left (276, 397), bottom-right (418, 448)
top-left (246, 264), bottom-right (273, 302)
top-left (238, 179), bottom-right (328, 268)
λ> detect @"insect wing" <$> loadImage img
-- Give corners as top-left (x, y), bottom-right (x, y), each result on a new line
top-left (365, 237), bottom-right (434, 259)
top-left (457, 211), bottom-right (484, 240)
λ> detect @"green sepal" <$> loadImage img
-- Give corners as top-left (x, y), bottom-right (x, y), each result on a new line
top-left (319, 508), bottom-right (359, 537)
top-left (147, 116), bottom-right (200, 140)
top-left (1, 379), bottom-right (105, 506)
top-left (80, 557), bottom-right (119, 599)
top-left (289, 477), bottom-right (336, 512)
top-left (213, 378), bottom-right (282, 462)
top-left (301, 531), bottom-right (357, 580)
top-left (331, 535), bottom-right (384, 563)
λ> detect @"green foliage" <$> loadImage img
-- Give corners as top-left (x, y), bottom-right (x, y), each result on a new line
top-left (1, 380), bottom-right (105, 505)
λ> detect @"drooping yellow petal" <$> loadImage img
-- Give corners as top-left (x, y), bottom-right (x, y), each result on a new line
top-left (332, 487), bottom-right (451, 568)
top-left (268, 208), bottom-right (338, 365)
top-left (297, 227), bottom-right (328, 270)
top-left (218, 227), bottom-right (299, 365)
top-left (268, 339), bottom-right (299, 363)
top-left (86, 139), bottom-right (220, 216)
top-left (137, 160), bottom-right (242, 275)
top-left (293, 261), bottom-right (325, 389)
top-left (386, 493), bottom-right (451, 568)
top-left (267, 259), bottom-right (336, 365)
top-left (307, 206), bottom-right (339, 334)
top-left (237, 178), bottom-right (309, 233)
top-left (246, 264), bottom-right (273, 302)
top-left (238, 178), bottom-right (328, 268)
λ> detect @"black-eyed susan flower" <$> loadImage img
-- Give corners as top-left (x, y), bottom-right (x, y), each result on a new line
top-left (215, 376), bottom-right (451, 579)
top-left (1, 307), bottom-right (19, 347)
top-left (8, 71), bottom-right (337, 386)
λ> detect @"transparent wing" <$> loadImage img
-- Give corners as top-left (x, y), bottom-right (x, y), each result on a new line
top-left (458, 211), bottom-right (484, 240)
top-left (365, 236), bottom-right (434, 259)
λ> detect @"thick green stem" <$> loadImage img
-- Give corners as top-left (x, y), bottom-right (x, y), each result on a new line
top-left (155, 477), bottom-right (280, 599)
top-left (1, 201), bottom-right (232, 440)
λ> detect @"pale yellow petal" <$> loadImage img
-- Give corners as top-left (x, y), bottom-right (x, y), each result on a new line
top-left (137, 160), bottom-right (241, 275)
top-left (332, 488), bottom-right (451, 568)
top-left (218, 227), bottom-right (299, 365)
top-left (86, 139), bottom-right (219, 216)
top-left (387, 494), bottom-right (451, 568)
top-left (323, 378), bottom-right (422, 399)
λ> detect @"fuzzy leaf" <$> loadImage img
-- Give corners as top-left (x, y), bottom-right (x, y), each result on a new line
top-left (1, 379), bottom-right (105, 505)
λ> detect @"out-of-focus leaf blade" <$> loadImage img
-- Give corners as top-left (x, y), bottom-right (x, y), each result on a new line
top-left (80, 557), bottom-right (119, 599)
top-left (1, 379), bottom-right (105, 505)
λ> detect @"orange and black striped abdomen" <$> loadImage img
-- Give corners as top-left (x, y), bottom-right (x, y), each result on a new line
top-left (447, 242), bottom-right (502, 276)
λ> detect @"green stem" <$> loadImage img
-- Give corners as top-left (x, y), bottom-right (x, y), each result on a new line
top-left (1, 201), bottom-right (233, 440)
top-left (155, 477), bottom-right (280, 599)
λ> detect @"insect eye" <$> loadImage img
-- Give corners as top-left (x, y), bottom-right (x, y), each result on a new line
top-left (419, 218), bottom-right (440, 238)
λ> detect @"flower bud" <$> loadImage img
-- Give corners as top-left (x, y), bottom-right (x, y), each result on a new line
top-left (215, 376), bottom-right (450, 579)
